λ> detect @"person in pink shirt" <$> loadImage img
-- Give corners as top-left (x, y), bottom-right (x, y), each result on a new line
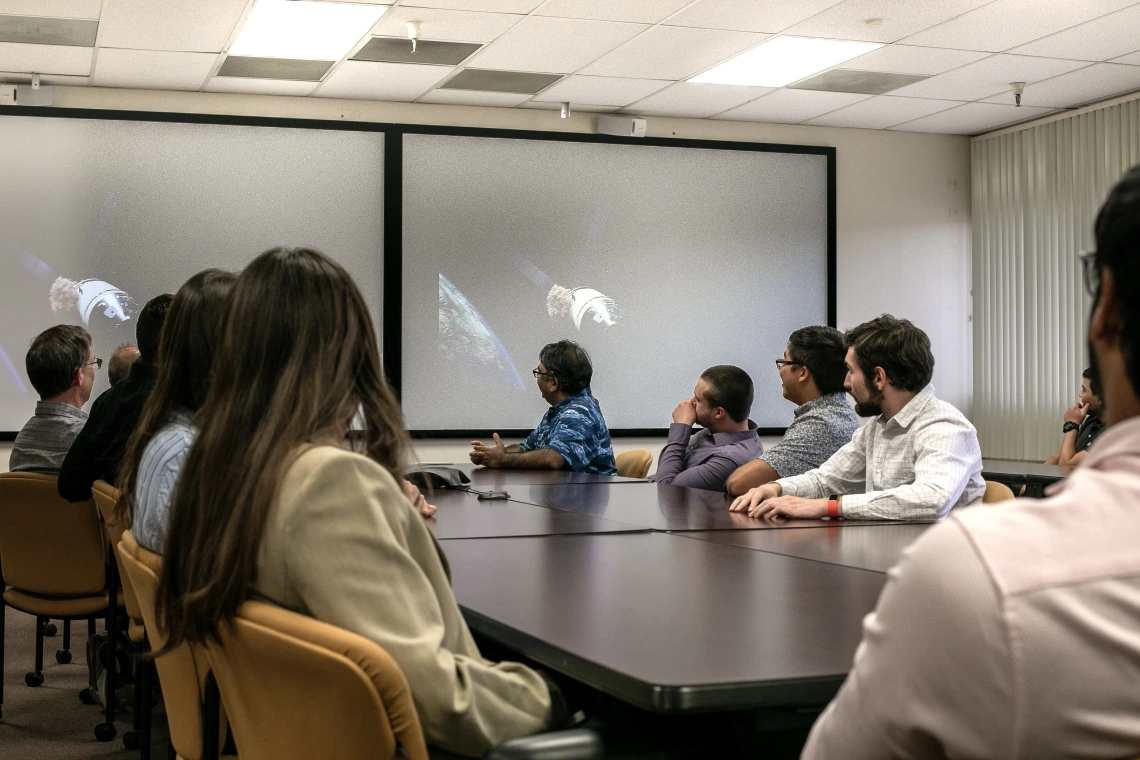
top-left (802, 165), bottom-right (1140, 758)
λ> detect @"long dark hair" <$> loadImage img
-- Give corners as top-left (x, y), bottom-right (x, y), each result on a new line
top-left (156, 248), bottom-right (409, 652)
top-left (116, 269), bottom-right (237, 525)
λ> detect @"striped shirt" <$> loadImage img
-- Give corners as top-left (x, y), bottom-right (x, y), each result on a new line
top-left (132, 409), bottom-right (196, 553)
top-left (10, 401), bottom-right (89, 475)
top-left (776, 385), bottom-right (984, 521)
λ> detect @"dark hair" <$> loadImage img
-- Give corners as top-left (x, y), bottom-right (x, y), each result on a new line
top-left (845, 315), bottom-right (934, 392)
top-left (699, 365), bottom-right (754, 423)
top-left (1082, 367), bottom-right (1103, 398)
top-left (157, 249), bottom-right (409, 653)
top-left (25, 324), bottom-right (92, 399)
top-left (788, 326), bottom-right (849, 395)
top-left (1092, 164), bottom-right (1140, 394)
top-left (539, 339), bottom-right (593, 395)
top-left (107, 344), bottom-right (140, 386)
top-left (116, 270), bottom-right (237, 525)
top-left (136, 293), bottom-right (174, 363)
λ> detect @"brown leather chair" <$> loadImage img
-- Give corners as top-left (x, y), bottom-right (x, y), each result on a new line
top-left (203, 599), bottom-right (429, 760)
top-left (0, 471), bottom-right (121, 741)
top-left (982, 480), bottom-right (1016, 503)
top-left (615, 449), bottom-right (652, 479)
top-left (116, 530), bottom-right (233, 760)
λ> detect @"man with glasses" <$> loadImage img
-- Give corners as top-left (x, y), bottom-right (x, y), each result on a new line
top-left (10, 325), bottom-right (98, 474)
top-left (470, 339), bottom-right (616, 474)
top-left (59, 293), bottom-right (173, 500)
top-left (726, 326), bottom-right (858, 495)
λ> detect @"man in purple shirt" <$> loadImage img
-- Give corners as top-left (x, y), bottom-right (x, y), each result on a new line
top-left (652, 365), bottom-right (763, 491)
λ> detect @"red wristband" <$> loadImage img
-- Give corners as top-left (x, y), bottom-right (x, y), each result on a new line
top-left (827, 495), bottom-right (840, 519)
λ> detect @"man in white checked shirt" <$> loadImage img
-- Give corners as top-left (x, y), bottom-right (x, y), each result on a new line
top-left (730, 315), bottom-right (984, 521)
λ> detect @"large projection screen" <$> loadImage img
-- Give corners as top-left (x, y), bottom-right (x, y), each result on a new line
top-left (0, 113), bottom-right (384, 434)
top-left (401, 132), bottom-right (831, 433)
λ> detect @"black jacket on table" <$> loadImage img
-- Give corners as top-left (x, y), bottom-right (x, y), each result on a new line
top-left (58, 362), bottom-right (158, 503)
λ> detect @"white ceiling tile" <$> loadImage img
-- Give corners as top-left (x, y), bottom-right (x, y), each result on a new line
top-left (621, 81), bottom-right (773, 117)
top-left (901, 0), bottom-right (1138, 53)
top-left (93, 49), bottom-right (217, 90)
top-left (400, 0), bottom-right (546, 12)
top-left (535, 0), bottom-right (693, 24)
top-left (786, 0), bottom-right (993, 44)
top-left (804, 94), bottom-right (964, 128)
top-left (0, 1), bottom-right (100, 18)
top-left (581, 25), bottom-right (764, 80)
top-left (715, 88), bottom-right (871, 123)
top-left (0, 42), bottom-right (91, 75)
top-left (204, 77), bottom-right (319, 96)
top-left (371, 7), bottom-right (521, 43)
top-left (314, 60), bottom-right (453, 100)
top-left (663, 0), bottom-right (846, 34)
top-left (97, 0), bottom-right (250, 54)
top-left (466, 15), bottom-right (647, 74)
top-left (890, 101), bottom-right (1055, 133)
top-left (981, 62), bottom-right (1140, 108)
top-left (0, 70), bottom-right (87, 85)
top-left (838, 44), bottom-right (989, 76)
top-left (517, 100), bottom-right (617, 111)
top-left (888, 53), bottom-right (1087, 101)
top-left (532, 74), bottom-right (670, 106)
top-left (1112, 50), bottom-right (1140, 65)
top-left (1010, 4), bottom-right (1140, 62)
top-left (418, 88), bottom-right (532, 106)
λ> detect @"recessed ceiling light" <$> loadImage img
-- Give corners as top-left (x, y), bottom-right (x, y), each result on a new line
top-left (690, 37), bottom-right (883, 88)
top-left (229, 0), bottom-right (387, 61)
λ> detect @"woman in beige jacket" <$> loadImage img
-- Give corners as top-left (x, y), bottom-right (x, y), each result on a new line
top-left (156, 247), bottom-right (559, 757)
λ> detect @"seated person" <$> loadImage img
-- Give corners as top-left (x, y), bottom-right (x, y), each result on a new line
top-left (10, 325), bottom-right (97, 474)
top-left (726, 326), bottom-right (859, 495)
top-left (107, 343), bottom-right (140, 387)
top-left (651, 365), bottom-right (762, 491)
top-left (730, 315), bottom-right (984, 521)
top-left (158, 248), bottom-right (566, 756)
top-left (470, 339), bottom-right (617, 474)
top-left (58, 293), bottom-right (172, 502)
top-left (1045, 367), bottom-right (1105, 466)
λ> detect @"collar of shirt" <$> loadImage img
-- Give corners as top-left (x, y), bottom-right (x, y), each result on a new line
top-left (551, 387), bottom-right (592, 410)
top-left (709, 420), bottom-right (759, 446)
top-left (794, 392), bottom-right (848, 418)
top-left (880, 384), bottom-right (936, 430)
top-left (34, 400), bottom-right (88, 420)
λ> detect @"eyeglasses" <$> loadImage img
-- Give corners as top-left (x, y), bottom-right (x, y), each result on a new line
top-left (532, 367), bottom-right (554, 379)
top-left (1080, 250), bottom-right (1099, 296)
top-left (774, 359), bottom-right (801, 370)
top-left (81, 358), bottom-right (103, 371)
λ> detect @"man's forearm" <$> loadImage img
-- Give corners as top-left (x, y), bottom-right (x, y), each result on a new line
top-left (1057, 431), bottom-right (1080, 466)
top-left (503, 444), bottom-right (524, 454)
top-left (498, 448), bottom-right (565, 470)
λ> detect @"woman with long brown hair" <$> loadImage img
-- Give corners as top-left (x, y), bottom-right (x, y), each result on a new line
top-left (117, 268), bottom-right (237, 551)
top-left (157, 248), bottom-right (559, 756)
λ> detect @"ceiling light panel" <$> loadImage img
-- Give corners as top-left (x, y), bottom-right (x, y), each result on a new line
top-left (439, 68), bottom-right (562, 94)
top-left (690, 36), bottom-right (882, 87)
top-left (352, 37), bottom-right (481, 66)
top-left (790, 68), bottom-right (927, 95)
top-left (229, 0), bottom-right (388, 61)
top-left (217, 56), bottom-right (333, 81)
top-left (0, 15), bottom-right (98, 46)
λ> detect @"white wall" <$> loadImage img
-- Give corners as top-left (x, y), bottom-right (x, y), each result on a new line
top-left (9, 87), bottom-right (972, 468)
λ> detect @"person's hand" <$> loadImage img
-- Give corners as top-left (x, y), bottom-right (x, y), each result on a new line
top-left (729, 483), bottom-right (781, 512)
top-left (401, 479), bottom-right (437, 518)
top-left (1063, 402), bottom-right (1088, 425)
top-left (672, 398), bottom-right (697, 426)
top-left (470, 433), bottom-right (508, 468)
top-left (747, 496), bottom-right (829, 520)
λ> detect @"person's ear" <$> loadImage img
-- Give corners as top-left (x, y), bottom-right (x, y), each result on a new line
top-left (797, 365), bottom-right (809, 384)
top-left (1090, 270), bottom-right (1121, 346)
top-left (73, 366), bottom-right (84, 388)
top-left (873, 366), bottom-right (888, 391)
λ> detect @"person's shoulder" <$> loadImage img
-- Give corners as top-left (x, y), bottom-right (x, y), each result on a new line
top-left (285, 444), bottom-right (398, 491)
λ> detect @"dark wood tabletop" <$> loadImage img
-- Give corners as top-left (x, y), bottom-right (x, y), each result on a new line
top-left (416, 461), bottom-right (648, 486)
top-left (422, 488), bottom-right (647, 540)
top-left (678, 523), bottom-right (934, 573)
top-left (441, 532), bottom-right (887, 713)
top-left (982, 458), bottom-right (1069, 484)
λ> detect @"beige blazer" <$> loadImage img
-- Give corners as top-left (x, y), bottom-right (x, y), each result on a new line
top-left (255, 445), bottom-right (553, 757)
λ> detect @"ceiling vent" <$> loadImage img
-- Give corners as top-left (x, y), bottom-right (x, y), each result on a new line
top-left (0, 15), bottom-right (98, 46)
top-left (216, 56), bottom-right (334, 82)
top-left (352, 37), bottom-right (481, 66)
top-left (789, 69), bottom-right (928, 96)
top-left (439, 69), bottom-right (562, 95)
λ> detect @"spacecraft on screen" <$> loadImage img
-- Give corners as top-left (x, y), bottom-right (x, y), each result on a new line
top-left (51, 277), bottom-right (132, 325)
top-left (513, 255), bottom-right (623, 332)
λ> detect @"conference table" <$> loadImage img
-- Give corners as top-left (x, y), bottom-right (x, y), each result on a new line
top-left (981, 458), bottom-right (1070, 497)
top-left (426, 466), bottom-right (938, 716)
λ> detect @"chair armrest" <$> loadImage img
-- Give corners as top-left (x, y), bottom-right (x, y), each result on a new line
top-left (485, 728), bottom-right (603, 760)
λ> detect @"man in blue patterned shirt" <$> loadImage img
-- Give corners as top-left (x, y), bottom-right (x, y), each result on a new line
top-left (470, 340), bottom-right (617, 474)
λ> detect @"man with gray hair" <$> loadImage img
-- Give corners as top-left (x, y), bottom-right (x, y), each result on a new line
top-left (107, 344), bottom-right (140, 387)
top-left (10, 325), bottom-right (99, 474)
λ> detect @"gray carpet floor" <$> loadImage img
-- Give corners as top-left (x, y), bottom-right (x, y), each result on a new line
top-left (1, 607), bottom-right (171, 760)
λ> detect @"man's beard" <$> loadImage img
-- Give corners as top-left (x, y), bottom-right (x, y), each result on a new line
top-left (853, 386), bottom-right (885, 417)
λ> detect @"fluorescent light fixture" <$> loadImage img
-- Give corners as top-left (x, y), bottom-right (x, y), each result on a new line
top-left (229, 0), bottom-right (387, 61)
top-left (690, 36), bottom-right (883, 87)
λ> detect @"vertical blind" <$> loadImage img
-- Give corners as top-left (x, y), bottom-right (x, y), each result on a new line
top-left (972, 97), bottom-right (1140, 459)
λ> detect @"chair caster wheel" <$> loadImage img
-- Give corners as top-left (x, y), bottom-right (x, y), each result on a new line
top-left (123, 731), bottom-right (140, 750)
top-left (95, 722), bottom-right (117, 742)
top-left (25, 671), bottom-right (44, 687)
top-left (43, 622), bottom-right (58, 637)
top-left (56, 649), bottom-right (72, 664)
top-left (80, 687), bottom-right (97, 704)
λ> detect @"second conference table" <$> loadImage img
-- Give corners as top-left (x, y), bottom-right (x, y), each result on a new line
top-left (423, 466), bottom-right (936, 714)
